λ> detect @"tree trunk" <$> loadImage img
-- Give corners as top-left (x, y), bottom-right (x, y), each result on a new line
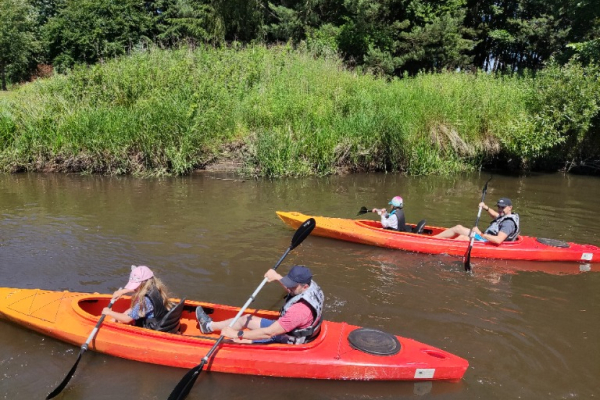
top-left (1, 62), bottom-right (6, 91)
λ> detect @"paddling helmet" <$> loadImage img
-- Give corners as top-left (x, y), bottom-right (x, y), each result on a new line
top-left (280, 265), bottom-right (312, 288)
top-left (125, 265), bottom-right (154, 290)
top-left (389, 196), bottom-right (403, 208)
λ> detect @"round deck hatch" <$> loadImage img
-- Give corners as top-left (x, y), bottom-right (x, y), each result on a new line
top-left (347, 328), bottom-right (401, 356)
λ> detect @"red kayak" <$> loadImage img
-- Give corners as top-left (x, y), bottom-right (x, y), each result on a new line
top-left (277, 211), bottom-right (600, 263)
top-left (0, 287), bottom-right (468, 381)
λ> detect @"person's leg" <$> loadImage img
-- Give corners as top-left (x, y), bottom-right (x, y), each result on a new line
top-left (433, 225), bottom-right (470, 239)
top-left (196, 306), bottom-right (264, 333)
top-left (251, 319), bottom-right (279, 344)
top-left (455, 232), bottom-right (489, 242)
top-left (210, 314), bottom-right (263, 331)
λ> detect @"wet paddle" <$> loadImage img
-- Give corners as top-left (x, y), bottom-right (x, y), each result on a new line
top-left (464, 176), bottom-right (493, 272)
top-left (357, 206), bottom-right (375, 216)
top-left (166, 218), bottom-right (316, 400)
top-left (46, 289), bottom-right (121, 399)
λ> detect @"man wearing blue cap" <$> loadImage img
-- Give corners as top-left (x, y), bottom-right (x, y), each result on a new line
top-left (195, 265), bottom-right (324, 344)
top-left (433, 197), bottom-right (520, 244)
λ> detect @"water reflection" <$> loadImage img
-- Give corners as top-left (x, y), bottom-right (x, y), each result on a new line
top-left (0, 172), bottom-right (599, 399)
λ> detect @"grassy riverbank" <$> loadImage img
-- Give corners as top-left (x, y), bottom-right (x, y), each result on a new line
top-left (1, 45), bottom-right (598, 177)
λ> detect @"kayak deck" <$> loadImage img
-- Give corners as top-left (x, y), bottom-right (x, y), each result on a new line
top-left (277, 211), bottom-right (600, 263)
top-left (0, 287), bottom-right (468, 381)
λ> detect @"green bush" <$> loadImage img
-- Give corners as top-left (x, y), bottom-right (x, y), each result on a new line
top-left (1, 45), bottom-right (598, 176)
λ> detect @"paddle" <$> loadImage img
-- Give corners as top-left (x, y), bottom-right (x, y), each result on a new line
top-left (46, 289), bottom-right (121, 399)
top-left (464, 176), bottom-right (493, 272)
top-left (357, 206), bottom-right (371, 216)
top-left (166, 217), bottom-right (316, 400)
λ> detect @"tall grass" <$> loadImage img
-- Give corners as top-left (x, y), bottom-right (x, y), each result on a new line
top-left (1, 44), bottom-right (592, 177)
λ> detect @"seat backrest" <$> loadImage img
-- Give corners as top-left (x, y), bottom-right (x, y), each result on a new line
top-left (305, 317), bottom-right (323, 343)
top-left (156, 298), bottom-right (186, 333)
top-left (413, 219), bottom-right (427, 234)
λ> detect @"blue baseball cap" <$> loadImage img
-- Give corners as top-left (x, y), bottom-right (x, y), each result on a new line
top-left (280, 265), bottom-right (312, 288)
top-left (497, 198), bottom-right (512, 207)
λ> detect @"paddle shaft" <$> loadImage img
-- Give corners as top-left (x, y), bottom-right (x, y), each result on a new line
top-left (46, 291), bottom-right (120, 399)
top-left (167, 218), bottom-right (315, 400)
top-left (169, 250), bottom-right (292, 400)
top-left (202, 247), bottom-right (291, 361)
top-left (464, 177), bottom-right (492, 271)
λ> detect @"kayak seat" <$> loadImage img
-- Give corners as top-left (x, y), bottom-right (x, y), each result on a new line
top-left (156, 298), bottom-right (187, 334)
top-left (302, 318), bottom-right (323, 344)
top-left (412, 219), bottom-right (426, 234)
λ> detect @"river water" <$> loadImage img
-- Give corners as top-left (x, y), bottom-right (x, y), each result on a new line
top-left (0, 172), bottom-right (598, 400)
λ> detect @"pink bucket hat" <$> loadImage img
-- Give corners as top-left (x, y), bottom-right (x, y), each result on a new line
top-left (124, 265), bottom-right (154, 291)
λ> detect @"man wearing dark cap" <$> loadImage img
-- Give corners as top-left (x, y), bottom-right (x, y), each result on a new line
top-left (433, 197), bottom-right (520, 244)
top-left (195, 265), bottom-right (324, 344)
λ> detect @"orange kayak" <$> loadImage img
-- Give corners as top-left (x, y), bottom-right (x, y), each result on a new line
top-left (276, 211), bottom-right (600, 263)
top-left (0, 287), bottom-right (468, 381)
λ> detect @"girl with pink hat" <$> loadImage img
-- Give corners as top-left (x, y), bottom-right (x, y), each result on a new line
top-left (102, 265), bottom-right (173, 330)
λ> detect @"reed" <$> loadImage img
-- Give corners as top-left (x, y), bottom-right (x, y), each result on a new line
top-left (0, 44), bottom-right (591, 177)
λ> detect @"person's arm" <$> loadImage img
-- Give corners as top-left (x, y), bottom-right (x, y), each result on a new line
top-left (102, 308), bottom-right (134, 324)
top-left (484, 219), bottom-right (517, 244)
top-left (111, 287), bottom-right (134, 301)
top-left (479, 202), bottom-right (499, 219)
top-left (264, 269), bottom-right (288, 291)
top-left (479, 231), bottom-right (508, 245)
top-left (471, 226), bottom-right (507, 245)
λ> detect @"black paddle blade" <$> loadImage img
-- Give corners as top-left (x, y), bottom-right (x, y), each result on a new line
top-left (46, 350), bottom-right (84, 399)
top-left (167, 363), bottom-right (204, 400)
top-left (464, 246), bottom-right (473, 272)
top-left (357, 206), bottom-right (369, 216)
top-left (290, 218), bottom-right (315, 250)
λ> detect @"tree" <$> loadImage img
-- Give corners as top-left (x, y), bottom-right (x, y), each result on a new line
top-left (464, 0), bottom-right (600, 72)
top-left (397, 10), bottom-right (475, 73)
top-left (43, 0), bottom-right (153, 71)
top-left (152, 0), bottom-right (226, 46)
top-left (337, 0), bottom-right (474, 75)
top-left (263, 0), bottom-right (344, 43)
top-left (0, 0), bottom-right (39, 90)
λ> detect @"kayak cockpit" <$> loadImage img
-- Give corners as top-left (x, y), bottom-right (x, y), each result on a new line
top-left (357, 220), bottom-right (444, 236)
top-left (75, 296), bottom-right (328, 349)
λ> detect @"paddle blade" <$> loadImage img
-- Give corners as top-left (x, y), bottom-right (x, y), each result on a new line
top-left (166, 362), bottom-right (205, 400)
top-left (357, 206), bottom-right (369, 216)
top-left (290, 218), bottom-right (315, 250)
top-left (46, 351), bottom-right (83, 399)
top-left (463, 245), bottom-right (473, 272)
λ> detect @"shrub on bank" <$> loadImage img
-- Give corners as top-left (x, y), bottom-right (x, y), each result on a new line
top-left (0, 45), bottom-right (597, 176)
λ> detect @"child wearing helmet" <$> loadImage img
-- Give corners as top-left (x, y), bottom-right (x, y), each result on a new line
top-left (372, 196), bottom-right (410, 232)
